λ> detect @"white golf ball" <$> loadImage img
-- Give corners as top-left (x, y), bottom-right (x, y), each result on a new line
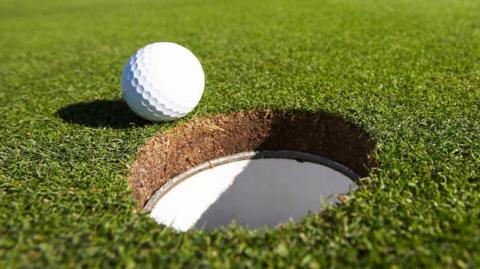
top-left (121, 42), bottom-right (205, 121)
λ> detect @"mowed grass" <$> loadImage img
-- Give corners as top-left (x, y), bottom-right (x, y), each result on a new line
top-left (1, 0), bottom-right (479, 267)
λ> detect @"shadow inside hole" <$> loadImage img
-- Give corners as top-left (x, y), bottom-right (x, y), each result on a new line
top-left (190, 156), bottom-right (357, 230)
top-left (258, 110), bottom-right (373, 176)
top-left (57, 99), bottom-right (149, 128)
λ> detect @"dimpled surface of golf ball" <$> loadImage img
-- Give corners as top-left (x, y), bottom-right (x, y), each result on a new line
top-left (121, 42), bottom-right (204, 121)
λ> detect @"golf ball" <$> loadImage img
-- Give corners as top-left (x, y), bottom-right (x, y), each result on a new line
top-left (121, 42), bottom-right (204, 121)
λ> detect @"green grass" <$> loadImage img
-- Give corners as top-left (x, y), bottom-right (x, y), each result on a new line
top-left (1, 0), bottom-right (479, 267)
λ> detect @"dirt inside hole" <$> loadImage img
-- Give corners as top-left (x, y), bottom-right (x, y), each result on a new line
top-left (128, 110), bottom-right (376, 208)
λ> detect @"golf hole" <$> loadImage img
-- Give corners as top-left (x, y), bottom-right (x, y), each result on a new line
top-left (128, 110), bottom-right (375, 231)
top-left (146, 151), bottom-right (358, 231)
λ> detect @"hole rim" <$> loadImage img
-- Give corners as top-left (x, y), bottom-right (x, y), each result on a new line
top-left (128, 109), bottom-right (376, 208)
top-left (143, 150), bottom-right (360, 212)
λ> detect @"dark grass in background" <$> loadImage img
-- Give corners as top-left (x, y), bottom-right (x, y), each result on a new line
top-left (0, 0), bottom-right (479, 267)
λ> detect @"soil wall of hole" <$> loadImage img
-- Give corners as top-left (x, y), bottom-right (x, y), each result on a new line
top-left (128, 110), bottom-right (376, 207)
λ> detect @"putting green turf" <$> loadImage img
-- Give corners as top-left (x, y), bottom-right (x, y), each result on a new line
top-left (1, 0), bottom-right (479, 267)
